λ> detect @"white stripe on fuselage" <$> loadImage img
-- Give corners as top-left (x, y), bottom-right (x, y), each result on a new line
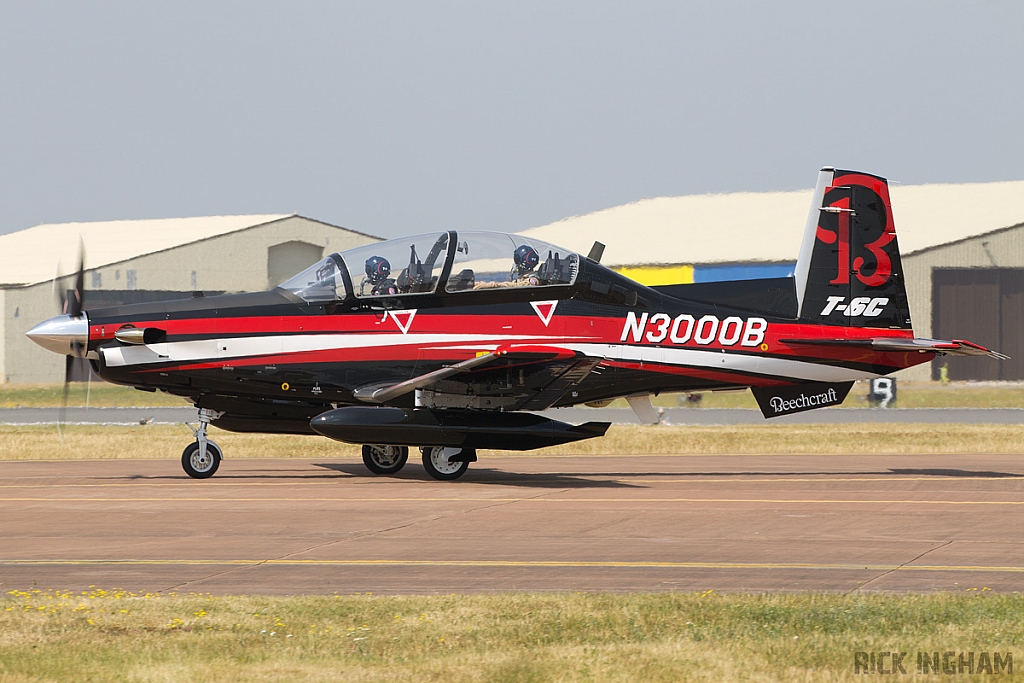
top-left (100, 333), bottom-right (545, 367)
top-left (99, 332), bottom-right (882, 383)
top-left (560, 343), bottom-right (879, 383)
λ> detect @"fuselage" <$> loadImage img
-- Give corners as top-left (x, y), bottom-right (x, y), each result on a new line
top-left (25, 169), bottom-right (1001, 481)
top-left (71, 253), bottom-right (927, 433)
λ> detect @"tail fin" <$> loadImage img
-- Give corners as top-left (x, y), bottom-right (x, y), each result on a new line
top-left (794, 168), bottom-right (912, 329)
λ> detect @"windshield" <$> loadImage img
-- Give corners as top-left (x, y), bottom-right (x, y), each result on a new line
top-left (277, 231), bottom-right (578, 301)
top-left (341, 232), bottom-right (450, 298)
top-left (277, 255), bottom-right (346, 302)
top-left (446, 232), bottom-right (579, 292)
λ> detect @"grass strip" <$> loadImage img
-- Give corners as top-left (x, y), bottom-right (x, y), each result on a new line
top-left (3, 381), bottom-right (1024, 409)
top-left (0, 383), bottom-right (183, 409)
top-left (1, 589), bottom-right (1020, 682)
top-left (0, 423), bottom-right (1021, 461)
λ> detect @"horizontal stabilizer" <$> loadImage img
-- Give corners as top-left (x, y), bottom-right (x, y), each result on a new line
top-left (781, 337), bottom-right (1009, 360)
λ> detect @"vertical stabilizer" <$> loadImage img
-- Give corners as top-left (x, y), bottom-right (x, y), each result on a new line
top-left (794, 169), bottom-right (912, 330)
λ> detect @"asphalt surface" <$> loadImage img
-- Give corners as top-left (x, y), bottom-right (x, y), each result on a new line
top-left (3, 406), bottom-right (1024, 425)
top-left (2, 453), bottom-right (1022, 594)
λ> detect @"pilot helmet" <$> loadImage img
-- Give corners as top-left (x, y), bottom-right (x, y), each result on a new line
top-left (513, 244), bottom-right (539, 274)
top-left (364, 255), bottom-right (391, 283)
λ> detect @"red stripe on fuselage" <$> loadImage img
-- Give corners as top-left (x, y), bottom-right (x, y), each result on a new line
top-left (98, 311), bottom-right (924, 372)
top-left (599, 360), bottom-right (791, 387)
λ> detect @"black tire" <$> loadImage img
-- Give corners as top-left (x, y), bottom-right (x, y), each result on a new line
top-left (361, 444), bottom-right (409, 475)
top-left (181, 441), bottom-right (221, 479)
top-left (421, 446), bottom-right (472, 481)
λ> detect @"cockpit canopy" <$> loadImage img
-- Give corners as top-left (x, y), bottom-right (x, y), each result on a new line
top-left (278, 231), bottom-right (579, 302)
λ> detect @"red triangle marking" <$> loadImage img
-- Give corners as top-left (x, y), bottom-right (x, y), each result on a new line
top-left (530, 300), bottom-right (558, 327)
top-left (387, 309), bottom-right (417, 334)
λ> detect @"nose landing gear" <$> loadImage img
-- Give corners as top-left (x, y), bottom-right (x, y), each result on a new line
top-left (183, 408), bottom-right (224, 479)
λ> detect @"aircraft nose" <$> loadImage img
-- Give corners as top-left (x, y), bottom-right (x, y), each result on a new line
top-left (26, 313), bottom-right (90, 356)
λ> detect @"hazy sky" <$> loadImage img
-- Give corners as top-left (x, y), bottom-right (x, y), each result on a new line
top-left (1, 1), bottom-right (1022, 239)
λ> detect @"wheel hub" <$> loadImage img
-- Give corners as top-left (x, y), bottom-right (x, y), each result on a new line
top-left (369, 445), bottom-right (401, 467)
top-left (429, 447), bottom-right (464, 475)
top-left (190, 447), bottom-right (215, 472)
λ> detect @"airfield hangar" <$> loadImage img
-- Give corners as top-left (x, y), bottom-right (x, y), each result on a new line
top-left (5, 182), bottom-right (1024, 386)
top-left (521, 179), bottom-right (1024, 382)
top-left (0, 215), bottom-right (379, 383)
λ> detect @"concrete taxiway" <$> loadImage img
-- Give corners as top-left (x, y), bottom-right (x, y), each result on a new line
top-left (1, 453), bottom-right (1022, 594)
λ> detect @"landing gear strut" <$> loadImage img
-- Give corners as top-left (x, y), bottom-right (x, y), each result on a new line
top-left (183, 408), bottom-right (224, 479)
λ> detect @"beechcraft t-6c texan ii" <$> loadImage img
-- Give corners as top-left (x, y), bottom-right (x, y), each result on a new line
top-left (27, 168), bottom-right (1005, 480)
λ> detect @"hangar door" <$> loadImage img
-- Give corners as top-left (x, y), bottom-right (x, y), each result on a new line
top-left (932, 268), bottom-right (1024, 380)
top-left (268, 241), bottom-right (324, 289)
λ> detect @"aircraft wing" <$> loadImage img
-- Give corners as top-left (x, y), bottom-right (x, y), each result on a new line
top-left (781, 337), bottom-right (1009, 360)
top-left (353, 351), bottom-right (501, 403)
top-left (352, 345), bottom-right (582, 404)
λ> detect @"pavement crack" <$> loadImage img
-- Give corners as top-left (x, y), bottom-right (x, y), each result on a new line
top-left (163, 489), bottom-right (567, 592)
top-left (270, 487), bottom-right (568, 558)
top-left (163, 563), bottom-right (264, 593)
top-left (849, 540), bottom-right (954, 594)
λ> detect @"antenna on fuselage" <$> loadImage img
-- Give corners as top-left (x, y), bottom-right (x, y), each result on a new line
top-left (587, 241), bottom-right (605, 263)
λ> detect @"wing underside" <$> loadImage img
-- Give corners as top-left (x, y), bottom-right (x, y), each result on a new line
top-left (352, 345), bottom-right (602, 412)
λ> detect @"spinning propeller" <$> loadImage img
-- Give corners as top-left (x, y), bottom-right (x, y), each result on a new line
top-left (31, 240), bottom-right (89, 434)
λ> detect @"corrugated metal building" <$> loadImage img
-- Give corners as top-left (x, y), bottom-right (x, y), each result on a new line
top-left (903, 225), bottom-right (1024, 381)
top-left (1, 215), bottom-right (378, 383)
top-left (521, 179), bottom-right (1024, 381)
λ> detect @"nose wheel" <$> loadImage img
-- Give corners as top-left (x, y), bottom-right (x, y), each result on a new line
top-left (183, 408), bottom-right (224, 479)
top-left (181, 440), bottom-right (222, 478)
top-left (421, 446), bottom-right (475, 481)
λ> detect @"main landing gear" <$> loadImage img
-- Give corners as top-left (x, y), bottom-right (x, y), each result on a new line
top-left (360, 444), bottom-right (477, 481)
top-left (183, 408), bottom-right (224, 479)
top-left (361, 445), bottom-right (409, 474)
top-left (421, 446), bottom-right (476, 481)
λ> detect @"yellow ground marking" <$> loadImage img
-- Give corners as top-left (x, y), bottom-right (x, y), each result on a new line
top-left (2, 496), bottom-right (1023, 505)
top-left (1, 475), bottom-right (1022, 489)
top-left (1, 558), bottom-right (1022, 573)
top-left (630, 476), bottom-right (1024, 483)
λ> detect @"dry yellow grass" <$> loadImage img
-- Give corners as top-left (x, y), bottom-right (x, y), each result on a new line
top-left (0, 423), bottom-right (1020, 461)
top-left (0, 383), bottom-right (184, 408)
top-left (1, 589), bottom-right (1020, 683)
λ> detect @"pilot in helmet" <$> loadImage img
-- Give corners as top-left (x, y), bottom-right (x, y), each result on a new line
top-left (512, 244), bottom-right (540, 285)
top-left (363, 255), bottom-right (398, 296)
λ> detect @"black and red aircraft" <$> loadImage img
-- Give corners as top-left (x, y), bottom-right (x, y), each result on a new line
top-left (27, 168), bottom-right (1004, 480)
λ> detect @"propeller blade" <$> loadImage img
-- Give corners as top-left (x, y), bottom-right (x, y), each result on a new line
top-left (68, 239), bottom-right (86, 318)
top-left (54, 238), bottom-right (87, 443)
top-left (52, 258), bottom-right (68, 314)
top-left (58, 354), bottom-right (75, 443)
